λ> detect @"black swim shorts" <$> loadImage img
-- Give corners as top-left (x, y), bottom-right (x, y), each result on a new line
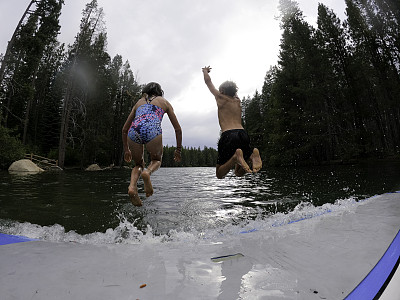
top-left (217, 129), bottom-right (253, 165)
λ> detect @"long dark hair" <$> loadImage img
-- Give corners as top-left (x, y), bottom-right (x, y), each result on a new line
top-left (142, 82), bottom-right (164, 97)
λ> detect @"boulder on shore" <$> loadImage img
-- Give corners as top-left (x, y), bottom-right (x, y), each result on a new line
top-left (85, 164), bottom-right (102, 171)
top-left (8, 159), bottom-right (44, 174)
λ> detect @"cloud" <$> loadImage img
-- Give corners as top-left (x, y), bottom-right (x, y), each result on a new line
top-left (162, 106), bottom-right (220, 149)
top-left (100, 0), bottom-right (247, 96)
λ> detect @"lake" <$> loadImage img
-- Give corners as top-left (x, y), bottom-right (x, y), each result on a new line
top-left (1, 161), bottom-right (399, 242)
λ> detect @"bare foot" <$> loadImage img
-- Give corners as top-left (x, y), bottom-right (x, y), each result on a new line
top-left (251, 148), bottom-right (262, 173)
top-left (141, 169), bottom-right (154, 197)
top-left (234, 163), bottom-right (247, 177)
top-left (128, 186), bottom-right (142, 206)
top-left (235, 149), bottom-right (252, 174)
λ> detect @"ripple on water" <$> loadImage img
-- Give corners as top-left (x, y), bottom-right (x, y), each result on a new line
top-left (1, 162), bottom-right (400, 236)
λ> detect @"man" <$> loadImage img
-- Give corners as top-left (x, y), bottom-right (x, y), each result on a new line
top-left (202, 66), bottom-right (262, 179)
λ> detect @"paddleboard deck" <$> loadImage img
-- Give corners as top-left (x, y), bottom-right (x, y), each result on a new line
top-left (345, 229), bottom-right (400, 300)
top-left (1, 192), bottom-right (400, 299)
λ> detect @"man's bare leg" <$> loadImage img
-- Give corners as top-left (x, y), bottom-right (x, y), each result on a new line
top-left (141, 160), bottom-right (161, 197)
top-left (250, 148), bottom-right (262, 173)
top-left (128, 165), bottom-right (143, 206)
top-left (216, 148), bottom-right (252, 179)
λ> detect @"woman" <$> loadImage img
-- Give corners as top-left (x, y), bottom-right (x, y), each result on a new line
top-left (122, 82), bottom-right (182, 206)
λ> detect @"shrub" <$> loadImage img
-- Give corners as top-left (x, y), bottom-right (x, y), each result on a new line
top-left (0, 126), bottom-right (25, 169)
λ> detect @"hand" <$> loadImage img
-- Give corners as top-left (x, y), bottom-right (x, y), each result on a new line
top-left (124, 149), bottom-right (132, 163)
top-left (202, 66), bottom-right (211, 73)
top-left (174, 149), bottom-right (181, 162)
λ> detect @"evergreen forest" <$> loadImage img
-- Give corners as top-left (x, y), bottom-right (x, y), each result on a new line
top-left (243, 0), bottom-right (400, 166)
top-left (1, 0), bottom-right (399, 170)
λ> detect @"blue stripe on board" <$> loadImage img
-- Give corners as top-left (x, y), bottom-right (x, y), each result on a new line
top-left (374, 256), bottom-right (400, 299)
top-left (345, 229), bottom-right (400, 300)
top-left (0, 233), bottom-right (36, 245)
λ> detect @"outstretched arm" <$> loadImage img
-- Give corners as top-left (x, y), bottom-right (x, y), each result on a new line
top-left (202, 66), bottom-right (219, 97)
top-left (166, 102), bottom-right (182, 162)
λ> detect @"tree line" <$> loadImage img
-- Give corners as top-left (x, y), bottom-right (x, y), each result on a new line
top-left (0, 0), bottom-right (219, 170)
top-left (243, 0), bottom-right (400, 166)
top-left (1, 0), bottom-right (141, 169)
top-left (1, 0), bottom-right (399, 170)
top-left (160, 145), bottom-right (218, 167)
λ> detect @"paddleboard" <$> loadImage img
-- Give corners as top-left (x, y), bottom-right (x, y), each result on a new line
top-left (345, 229), bottom-right (400, 300)
top-left (1, 192), bottom-right (400, 300)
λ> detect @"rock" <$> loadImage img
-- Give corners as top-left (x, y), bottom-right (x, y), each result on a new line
top-left (8, 159), bottom-right (44, 174)
top-left (102, 164), bottom-right (115, 171)
top-left (85, 164), bottom-right (102, 171)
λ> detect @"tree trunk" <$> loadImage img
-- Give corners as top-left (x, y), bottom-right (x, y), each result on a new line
top-left (58, 69), bottom-right (74, 169)
top-left (22, 66), bottom-right (39, 144)
top-left (0, 0), bottom-right (36, 85)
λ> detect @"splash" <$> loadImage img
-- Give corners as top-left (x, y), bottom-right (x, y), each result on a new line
top-left (0, 196), bottom-right (371, 245)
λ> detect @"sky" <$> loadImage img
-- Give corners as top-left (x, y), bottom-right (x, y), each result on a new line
top-left (0, 0), bottom-right (346, 149)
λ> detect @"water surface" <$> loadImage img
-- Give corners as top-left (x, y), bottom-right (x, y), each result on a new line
top-left (1, 162), bottom-right (399, 239)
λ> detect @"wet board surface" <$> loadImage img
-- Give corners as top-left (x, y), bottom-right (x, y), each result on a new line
top-left (1, 192), bottom-right (400, 300)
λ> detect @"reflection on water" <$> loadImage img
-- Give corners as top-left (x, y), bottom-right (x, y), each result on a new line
top-left (0, 161), bottom-right (399, 235)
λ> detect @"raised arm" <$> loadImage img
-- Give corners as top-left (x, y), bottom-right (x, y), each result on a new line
top-left (202, 66), bottom-right (220, 97)
top-left (165, 101), bottom-right (182, 162)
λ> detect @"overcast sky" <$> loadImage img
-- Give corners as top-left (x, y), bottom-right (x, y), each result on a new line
top-left (0, 0), bottom-right (346, 149)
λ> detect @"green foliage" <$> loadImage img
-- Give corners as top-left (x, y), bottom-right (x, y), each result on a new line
top-left (242, 0), bottom-right (400, 166)
top-left (2, 0), bottom-right (399, 169)
top-left (0, 125), bottom-right (25, 169)
top-left (63, 146), bottom-right (82, 167)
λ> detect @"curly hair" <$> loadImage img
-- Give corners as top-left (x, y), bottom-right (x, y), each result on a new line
top-left (219, 81), bottom-right (238, 97)
top-left (142, 82), bottom-right (164, 97)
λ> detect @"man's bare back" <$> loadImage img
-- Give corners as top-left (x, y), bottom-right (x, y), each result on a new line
top-left (215, 94), bottom-right (244, 132)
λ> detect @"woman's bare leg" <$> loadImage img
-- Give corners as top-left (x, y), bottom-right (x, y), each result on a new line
top-left (128, 165), bottom-right (143, 206)
top-left (127, 139), bottom-right (144, 206)
top-left (142, 135), bottom-right (163, 197)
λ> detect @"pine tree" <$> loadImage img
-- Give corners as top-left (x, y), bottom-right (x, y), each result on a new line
top-left (268, 0), bottom-right (328, 165)
top-left (345, 0), bottom-right (400, 156)
top-left (110, 57), bottom-right (141, 166)
top-left (58, 0), bottom-right (105, 168)
top-left (0, 0), bottom-right (36, 85)
top-left (34, 41), bottom-right (65, 155)
top-left (243, 91), bottom-right (263, 149)
top-left (0, 0), bottom-right (63, 148)
top-left (315, 3), bottom-right (355, 160)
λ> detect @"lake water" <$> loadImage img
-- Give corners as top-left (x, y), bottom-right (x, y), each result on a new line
top-left (1, 162), bottom-right (400, 243)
